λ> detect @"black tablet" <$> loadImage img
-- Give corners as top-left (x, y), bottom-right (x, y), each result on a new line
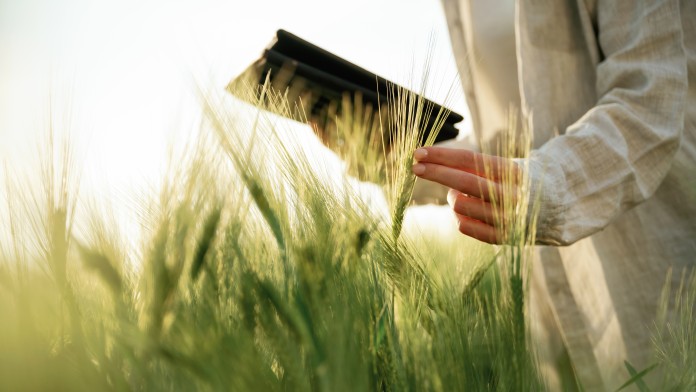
top-left (229, 29), bottom-right (462, 144)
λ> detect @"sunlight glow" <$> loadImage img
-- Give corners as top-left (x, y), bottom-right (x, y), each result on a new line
top-left (0, 0), bottom-right (469, 246)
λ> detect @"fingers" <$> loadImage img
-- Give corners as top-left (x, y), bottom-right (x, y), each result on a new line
top-left (414, 147), bottom-right (513, 179)
top-left (412, 162), bottom-right (500, 201)
top-left (411, 146), bottom-right (519, 245)
top-left (449, 189), bottom-right (501, 244)
top-left (447, 189), bottom-right (496, 225)
top-left (455, 214), bottom-right (499, 244)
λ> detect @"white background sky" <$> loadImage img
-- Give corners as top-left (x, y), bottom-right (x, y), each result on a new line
top-left (0, 0), bottom-right (467, 238)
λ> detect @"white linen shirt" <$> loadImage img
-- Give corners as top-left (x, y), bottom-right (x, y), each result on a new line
top-left (440, 0), bottom-right (696, 390)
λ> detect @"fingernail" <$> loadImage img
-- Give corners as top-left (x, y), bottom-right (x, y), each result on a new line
top-left (412, 163), bottom-right (425, 175)
top-left (447, 189), bottom-right (458, 207)
top-left (414, 148), bottom-right (428, 160)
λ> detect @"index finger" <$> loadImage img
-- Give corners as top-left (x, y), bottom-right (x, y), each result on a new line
top-left (414, 147), bottom-right (512, 179)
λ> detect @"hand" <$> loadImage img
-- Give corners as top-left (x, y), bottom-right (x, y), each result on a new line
top-left (411, 147), bottom-right (520, 244)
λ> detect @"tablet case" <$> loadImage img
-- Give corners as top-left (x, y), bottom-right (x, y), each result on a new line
top-left (228, 29), bottom-right (462, 145)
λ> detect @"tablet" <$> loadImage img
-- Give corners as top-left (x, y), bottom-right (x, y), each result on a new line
top-left (229, 29), bottom-right (462, 145)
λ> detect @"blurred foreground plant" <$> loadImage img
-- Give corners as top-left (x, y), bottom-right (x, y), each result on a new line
top-left (0, 74), bottom-right (619, 392)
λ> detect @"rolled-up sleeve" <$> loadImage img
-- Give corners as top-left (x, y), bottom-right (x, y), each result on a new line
top-left (529, 0), bottom-right (688, 246)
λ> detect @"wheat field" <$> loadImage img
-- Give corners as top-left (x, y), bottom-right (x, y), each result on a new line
top-left (0, 76), bottom-right (693, 391)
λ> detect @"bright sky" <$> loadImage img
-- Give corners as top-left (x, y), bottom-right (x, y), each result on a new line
top-left (0, 0), bottom-right (467, 244)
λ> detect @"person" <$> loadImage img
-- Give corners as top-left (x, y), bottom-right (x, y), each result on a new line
top-left (411, 0), bottom-right (696, 390)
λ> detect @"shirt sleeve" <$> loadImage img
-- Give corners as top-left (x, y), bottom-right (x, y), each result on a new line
top-left (528, 0), bottom-right (688, 246)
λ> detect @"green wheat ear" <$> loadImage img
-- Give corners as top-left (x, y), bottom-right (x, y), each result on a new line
top-left (382, 50), bottom-right (453, 244)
